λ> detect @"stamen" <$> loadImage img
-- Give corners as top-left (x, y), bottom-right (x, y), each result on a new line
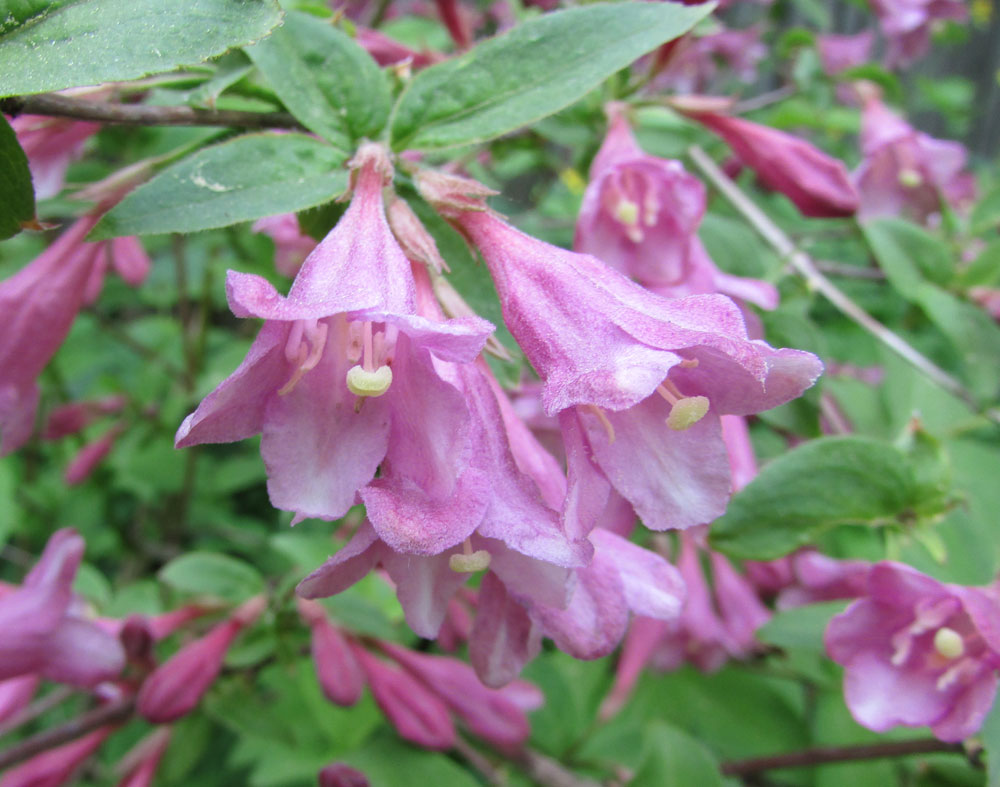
top-left (346, 365), bottom-right (393, 398)
top-left (643, 188), bottom-right (660, 227)
top-left (362, 321), bottom-right (375, 372)
top-left (679, 358), bottom-right (699, 369)
top-left (898, 168), bottom-right (923, 188)
top-left (587, 404), bottom-right (616, 443)
top-left (656, 382), bottom-right (709, 431)
top-left (449, 548), bottom-right (491, 573)
top-left (934, 627), bottom-right (965, 660)
top-left (278, 320), bottom-right (328, 396)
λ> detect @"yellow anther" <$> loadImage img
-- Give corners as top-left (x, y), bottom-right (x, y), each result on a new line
top-left (613, 198), bottom-right (640, 228)
top-left (665, 395), bottom-right (710, 431)
top-left (346, 365), bottom-right (393, 397)
top-left (933, 627), bottom-right (965, 660)
top-left (449, 550), bottom-right (492, 573)
top-left (898, 168), bottom-right (923, 188)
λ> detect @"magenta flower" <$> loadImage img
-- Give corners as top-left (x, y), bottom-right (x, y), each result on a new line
top-left (298, 598), bottom-right (365, 707)
top-left (0, 675), bottom-right (38, 725)
top-left (116, 728), bottom-right (171, 787)
top-left (870, 0), bottom-right (967, 67)
top-left (826, 562), bottom-right (1000, 741)
top-left (0, 529), bottom-right (124, 688)
top-left (319, 763), bottom-right (370, 787)
top-left (686, 110), bottom-right (859, 218)
top-left (176, 145), bottom-right (494, 554)
top-left (816, 31), bottom-right (875, 75)
top-left (654, 26), bottom-right (766, 94)
top-left (447, 203), bottom-right (821, 532)
top-left (855, 94), bottom-right (976, 224)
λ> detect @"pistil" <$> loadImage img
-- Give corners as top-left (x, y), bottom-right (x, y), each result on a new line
top-left (656, 380), bottom-right (709, 431)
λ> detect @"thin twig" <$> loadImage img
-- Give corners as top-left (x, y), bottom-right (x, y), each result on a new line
top-left (687, 144), bottom-right (1000, 426)
top-left (731, 86), bottom-right (796, 114)
top-left (0, 686), bottom-right (76, 739)
top-left (0, 697), bottom-right (135, 771)
top-left (453, 737), bottom-right (507, 786)
top-left (508, 748), bottom-right (602, 787)
top-left (721, 738), bottom-right (966, 776)
top-left (814, 260), bottom-right (886, 280)
top-left (0, 93), bottom-right (304, 131)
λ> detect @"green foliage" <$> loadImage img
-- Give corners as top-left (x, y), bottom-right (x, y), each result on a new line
top-left (91, 133), bottom-right (348, 238)
top-left (631, 723), bottom-right (724, 787)
top-left (0, 0), bottom-right (283, 96)
top-left (711, 436), bottom-right (926, 560)
top-left (389, 1), bottom-right (714, 150)
top-left (159, 551), bottom-right (264, 602)
top-left (0, 114), bottom-right (34, 238)
top-left (245, 11), bottom-right (391, 150)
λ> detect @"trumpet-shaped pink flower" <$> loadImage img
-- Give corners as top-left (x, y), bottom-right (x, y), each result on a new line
top-left (176, 145), bottom-right (494, 554)
top-left (447, 203), bottom-right (821, 532)
top-left (870, 0), bottom-right (967, 67)
top-left (826, 562), bottom-right (1000, 741)
top-left (685, 111), bottom-right (859, 218)
top-left (576, 109), bottom-right (778, 310)
top-left (11, 114), bottom-right (99, 200)
top-left (855, 94), bottom-right (976, 224)
top-left (654, 26), bottom-right (766, 94)
top-left (0, 529), bottom-right (124, 687)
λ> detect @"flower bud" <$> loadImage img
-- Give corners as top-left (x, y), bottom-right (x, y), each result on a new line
top-left (0, 727), bottom-right (111, 787)
top-left (298, 599), bottom-right (365, 707)
top-left (318, 763), bottom-right (369, 787)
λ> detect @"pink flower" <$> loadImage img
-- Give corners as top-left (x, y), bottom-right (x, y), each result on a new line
top-left (252, 214), bottom-right (316, 277)
top-left (855, 94), bottom-right (976, 224)
top-left (0, 675), bottom-right (39, 725)
top-left (826, 562), bottom-right (1000, 741)
top-left (685, 111), bottom-right (859, 218)
top-left (816, 31), bottom-right (875, 74)
top-left (63, 425), bottom-right (122, 486)
top-left (576, 109), bottom-right (778, 310)
top-left (43, 395), bottom-right (126, 441)
top-left (0, 727), bottom-right (111, 787)
top-left (115, 728), bottom-right (171, 787)
top-left (654, 26), bottom-right (766, 93)
top-left (354, 26), bottom-right (442, 69)
top-left (175, 145), bottom-right (494, 554)
top-left (136, 596), bottom-right (265, 723)
top-left (10, 114), bottom-right (99, 200)
top-left (0, 529), bottom-right (124, 687)
top-left (870, 0), bottom-right (967, 67)
top-left (445, 199), bottom-right (821, 532)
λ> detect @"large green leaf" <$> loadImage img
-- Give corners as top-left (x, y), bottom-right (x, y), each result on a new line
top-left (159, 551), bottom-right (264, 602)
top-left (0, 0), bottom-right (283, 97)
top-left (389, 1), bottom-right (714, 150)
top-left (710, 436), bottom-right (918, 560)
top-left (245, 11), bottom-right (390, 150)
top-left (0, 113), bottom-right (34, 238)
top-left (91, 133), bottom-right (348, 238)
top-left (631, 723), bottom-right (723, 787)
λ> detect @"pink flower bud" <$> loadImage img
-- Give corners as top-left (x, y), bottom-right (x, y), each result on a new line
top-left (381, 642), bottom-right (532, 747)
top-left (115, 728), bottom-right (171, 787)
top-left (297, 599), bottom-right (365, 707)
top-left (0, 727), bottom-right (111, 787)
top-left (318, 763), bottom-right (369, 787)
top-left (386, 197), bottom-right (449, 274)
top-left (687, 111), bottom-right (859, 218)
top-left (137, 597), bottom-right (264, 723)
top-left (64, 426), bottom-right (121, 486)
top-left (352, 645), bottom-right (455, 750)
top-left (109, 236), bottom-right (152, 288)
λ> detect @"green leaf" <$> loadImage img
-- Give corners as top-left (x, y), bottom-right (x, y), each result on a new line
top-left (0, 114), bottom-right (35, 239)
top-left (159, 551), bottom-right (264, 602)
top-left (983, 699), bottom-right (1000, 787)
top-left (862, 218), bottom-right (953, 293)
top-left (389, 1), bottom-right (713, 150)
top-left (710, 436), bottom-right (918, 560)
top-left (631, 722), bottom-right (723, 787)
top-left (971, 185), bottom-right (1000, 235)
top-left (91, 133), bottom-right (348, 238)
top-left (0, 0), bottom-right (283, 97)
top-left (245, 11), bottom-right (390, 148)
top-left (756, 600), bottom-right (847, 655)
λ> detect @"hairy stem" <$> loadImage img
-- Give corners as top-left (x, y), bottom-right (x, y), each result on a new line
top-left (0, 93), bottom-right (304, 131)
top-left (721, 738), bottom-right (969, 776)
